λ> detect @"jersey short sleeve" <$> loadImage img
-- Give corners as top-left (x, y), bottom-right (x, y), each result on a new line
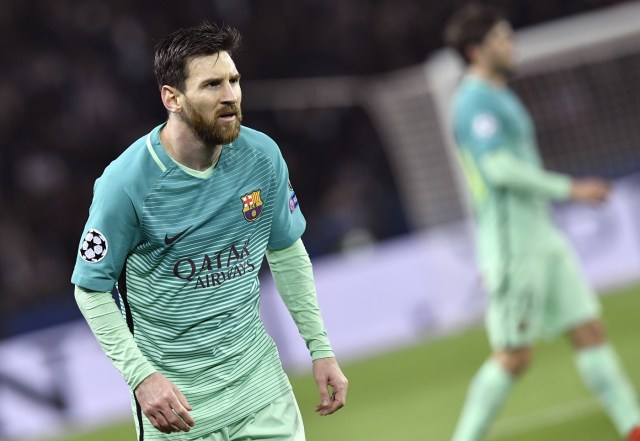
top-left (266, 144), bottom-right (306, 251)
top-left (71, 174), bottom-right (141, 292)
top-left (455, 92), bottom-right (508, 159)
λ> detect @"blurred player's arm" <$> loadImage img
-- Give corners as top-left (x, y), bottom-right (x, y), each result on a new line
top-left (266, 239), bottom-right (348, 416)
top-left (74, 286), bottom-right (195, 433)
top-left (480, 149), bottom-right (610, 203)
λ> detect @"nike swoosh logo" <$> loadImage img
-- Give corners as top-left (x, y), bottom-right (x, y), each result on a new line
top-left (164, 225), bottom-right (192, 245)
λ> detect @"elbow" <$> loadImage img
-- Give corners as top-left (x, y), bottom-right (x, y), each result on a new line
top-left (481, 159), bottom-right (517, 189)
top-left (483, 168), bottom-right (510, 189)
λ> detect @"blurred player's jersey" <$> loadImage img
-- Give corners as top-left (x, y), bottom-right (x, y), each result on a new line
top-left (72, 124), bottom-right (305, 439)
top-left (451, 75), bottom-right (566, 268)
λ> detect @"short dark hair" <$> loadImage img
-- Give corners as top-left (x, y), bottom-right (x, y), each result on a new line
top-left (153, 22), bottom-right (241, 91)
top-left (444, 3), bottom-right (505, 64)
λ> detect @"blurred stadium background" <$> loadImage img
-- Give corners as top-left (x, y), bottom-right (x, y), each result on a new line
top-left (2, 1), bottom-right (640, 440)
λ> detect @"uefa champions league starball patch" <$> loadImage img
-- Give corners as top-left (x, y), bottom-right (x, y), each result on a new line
top-left (471, 113), bottom-right (499, 139)
top-left (79, 229), bottom-right (108, 263)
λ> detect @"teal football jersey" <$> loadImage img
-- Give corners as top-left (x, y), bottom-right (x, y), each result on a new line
top-left (72, 123), bottom-right (305, 439)
top-left (451, 75), bottom-right (565, 266)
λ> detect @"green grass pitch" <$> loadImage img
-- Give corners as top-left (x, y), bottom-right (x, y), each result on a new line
top-left (56, 285), bottom-right (640, 441)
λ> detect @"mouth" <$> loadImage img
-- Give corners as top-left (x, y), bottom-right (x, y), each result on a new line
top-left (217, 110), bottom-right (238, 122)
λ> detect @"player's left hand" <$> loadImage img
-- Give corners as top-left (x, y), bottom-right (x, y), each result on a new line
top-left (312, 357), bottom-right (348, 416)
top-left (570, 178), bottom-right (611, 203)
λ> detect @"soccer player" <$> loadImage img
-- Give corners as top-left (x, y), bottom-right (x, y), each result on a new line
top-left (444, 4), bottom-right (640, 441)
top-left (71, 22), bottom-right (347, 441)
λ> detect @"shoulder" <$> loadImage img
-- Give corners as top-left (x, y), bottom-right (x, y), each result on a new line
top-left (94, 131), bottom-right (164, 199)
top-left (232, 125), bottom-right (284, 165)
top-left (235, 125), bottom-right (280, 151)
top-left (453, 81), bottom-right (507, 135)
top-left (453, 79), bottom-right (501, 117)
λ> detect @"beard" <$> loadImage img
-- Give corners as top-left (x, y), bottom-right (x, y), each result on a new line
top-left (496, 63), bottom-right (515, 80)
top-left (493, 55), bottom-right (516, 80)
top-left (182, 99), bottom-right (243, 146)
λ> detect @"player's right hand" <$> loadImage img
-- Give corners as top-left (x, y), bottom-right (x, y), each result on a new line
top-left (134, 372), bottom-right (195, 434)
top-left (569, 178), bottom-right (611, 203)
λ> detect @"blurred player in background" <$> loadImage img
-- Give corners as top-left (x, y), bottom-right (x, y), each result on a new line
top-left (444, 4), bottom-right (640, 441)
top-left (71, 22), bottom-right (347, 441)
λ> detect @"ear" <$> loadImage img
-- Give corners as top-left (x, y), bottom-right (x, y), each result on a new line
top-left (161, 85), bottom-right (182, 113)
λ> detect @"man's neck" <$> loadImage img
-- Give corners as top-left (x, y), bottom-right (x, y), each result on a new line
top-left (160, 119), bottom-right (222, 172)
top-left (468, 64), bottom-right (507, 88)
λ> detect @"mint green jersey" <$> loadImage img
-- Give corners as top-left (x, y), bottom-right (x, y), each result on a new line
top-left (72, 124), bottom-right (305, 439)
top-left (451, 76), bottom-right (571, 268)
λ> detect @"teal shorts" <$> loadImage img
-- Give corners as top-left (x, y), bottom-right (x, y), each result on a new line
top-left (483, 239), bottom-right (601, 349)
top-left (191, 390), bottom-right (305, 441)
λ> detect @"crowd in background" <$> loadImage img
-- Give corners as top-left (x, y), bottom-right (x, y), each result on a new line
top-left (0, 0), bottom-right (630, 338)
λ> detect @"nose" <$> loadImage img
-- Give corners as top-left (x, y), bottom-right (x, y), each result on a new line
top-left (220, 81), bottom-right (238, 104)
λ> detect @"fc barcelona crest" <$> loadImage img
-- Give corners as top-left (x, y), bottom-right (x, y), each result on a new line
top-left (241, 190), bottom-right (263, 222)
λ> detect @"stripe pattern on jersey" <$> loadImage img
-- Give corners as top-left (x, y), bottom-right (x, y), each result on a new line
top-left (72, 124), bottom-right (305, 440)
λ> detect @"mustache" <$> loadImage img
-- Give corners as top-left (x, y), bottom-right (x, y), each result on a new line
top-left (216, 105), bottom-right (241, 117)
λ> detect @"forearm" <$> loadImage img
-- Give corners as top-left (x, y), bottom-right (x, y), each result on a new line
top-left (266, 239), bottom-right (334, 360)
top-left (481, 149), bottom-right (571, 200)
top-left (74, 285), bottom-right (156, 389)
